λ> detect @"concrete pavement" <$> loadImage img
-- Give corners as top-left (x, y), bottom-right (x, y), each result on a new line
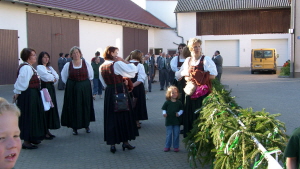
top-left (0, 67), bottom-right (299, 168)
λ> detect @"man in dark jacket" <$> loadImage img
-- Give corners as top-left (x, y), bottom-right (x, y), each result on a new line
top-left (212, 50), bottom-right (223, 81)
top-left (57, 52), bottom-right (66, 90)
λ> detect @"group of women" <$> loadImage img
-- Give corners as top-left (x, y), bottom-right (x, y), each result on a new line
top-left (12, 37), bottom-right (217, 152)
top-left (12, 46), bottom-right (149, 152)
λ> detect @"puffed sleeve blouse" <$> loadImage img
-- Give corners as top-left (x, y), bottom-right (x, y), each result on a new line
top-left (170, 56), bottom-right (186, 72)
top-left (13, 65), bottom-right (34, 94)
top-left (129, 60), bottom-right (146, 83)
top-left (37, 65), bottom-right (59, 85)
top-left (99, 60), bottom-right (138, 88)
top-left (175, 56), bottom-right (218, 80)
top-left (61, 59), bottom-right (94, 83)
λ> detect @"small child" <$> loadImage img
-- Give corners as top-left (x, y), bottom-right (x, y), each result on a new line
top-left (0, 97), bottom-right (21, 169)
top-left (162, 86), bottom-right (183, 152)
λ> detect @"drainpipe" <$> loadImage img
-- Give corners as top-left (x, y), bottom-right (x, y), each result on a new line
top-left (174, 13), bottom-right (184, 43)
top-left (290, 0), bottom-right (296, 77)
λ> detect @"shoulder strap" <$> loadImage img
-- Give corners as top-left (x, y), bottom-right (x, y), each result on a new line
top-left (111, 62), bottom-right (125, 95)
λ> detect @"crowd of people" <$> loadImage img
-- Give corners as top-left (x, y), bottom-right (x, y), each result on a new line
top-left (3, 37), bottom-right (300, 169)
top-left (10, 37), bottom-right (223, 159)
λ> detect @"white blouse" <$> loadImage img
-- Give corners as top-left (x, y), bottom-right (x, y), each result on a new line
top-left (61, 59), bottom-right (94, 83)
top-left (175, 56), bottom-right (218, 80)
top-left (13, 64), bottom-right (36, 94)
top-left (170, 56), bottom-right (186, 72)
top-left (37, 65), bottom-right (59, 85)
top-left (99, 60), bottom-right (137, 88)
top-left (129, 60), bottom-right (147, 83)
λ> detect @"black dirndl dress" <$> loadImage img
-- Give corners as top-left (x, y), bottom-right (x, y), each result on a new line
top-left (41, 81), bottom-right (60, 129)
top-left (131, 62), bottom-right (148, 121)
top-left (182, 56), bottom-right (209, 138)
top-left (17, 65), bottom-right (47, 142)
top-left (61, 61), bottom-right (95, 130)
top-left (102, 62), bottom-right (139, 145)
top-left (104, 83), bottom-right (139, 145)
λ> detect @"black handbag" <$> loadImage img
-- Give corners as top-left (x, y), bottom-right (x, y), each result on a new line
top-left (112, 63), bottom-right (129, 112)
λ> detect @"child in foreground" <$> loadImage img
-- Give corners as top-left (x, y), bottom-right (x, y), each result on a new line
top-left (0, 97), bottom-right (21, 169)
top-left (162, 86), bottom-right (183, 152)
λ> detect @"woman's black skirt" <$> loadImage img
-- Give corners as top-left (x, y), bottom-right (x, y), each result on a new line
top-left (61, 79), bottom-right (95, 129)
top-left (182, 94), bottom-right (208, 138)
top-left (17, 88), bottom-right (47, 141)
top-left (131, 83), bottom-right (148, 121)
top-left (104, 83), bottom-right (139, 145)
top-left (42, 82), bottom-right (60, 129)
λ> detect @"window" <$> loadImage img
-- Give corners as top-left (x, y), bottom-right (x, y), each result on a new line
top-left (254, 50), bottom-right (273, 58)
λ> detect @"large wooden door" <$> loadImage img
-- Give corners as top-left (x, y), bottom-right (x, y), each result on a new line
top-left (123, 27), bottom-right (148, 58)
top-left (0, 29), bottom-right (19, 85)
top-left (27, 13), bottom-right (79, 72)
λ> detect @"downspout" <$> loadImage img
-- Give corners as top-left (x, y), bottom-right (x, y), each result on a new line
top-left (175, 13), bottom-right (184, 43)
top-left (290, 0), bottom-right (296, 77)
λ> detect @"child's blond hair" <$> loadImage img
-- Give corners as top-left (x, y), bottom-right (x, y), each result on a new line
top-left (165, 86), bottom-right (180, 101)
top-left (0, 97), bottom-right (20, 117)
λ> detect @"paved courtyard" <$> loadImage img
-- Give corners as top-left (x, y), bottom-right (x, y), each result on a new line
top-left (0, 67), bottom-right (299, 169)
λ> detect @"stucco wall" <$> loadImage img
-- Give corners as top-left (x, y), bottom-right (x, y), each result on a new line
top-left (0, 1), bottom-right (27, 62)
top-left (79, 20), bottom-right (123, 62)
top-left (177, 12), bottom-right (197, 42)
top-left (148, 28), bottom-right (182, 55)
top-left (177, 12), bottom-right (291, 67)
top-left (146, 1), bottom-right (177, 28)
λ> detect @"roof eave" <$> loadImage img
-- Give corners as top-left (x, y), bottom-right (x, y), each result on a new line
top-left (7, 0), bottom-right (170, 29)
top-left (174, 6), bottom-right (291, 13)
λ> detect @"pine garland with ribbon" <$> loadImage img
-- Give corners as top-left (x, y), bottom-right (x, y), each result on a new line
top-left (183, 80), bottom-right (288, 169)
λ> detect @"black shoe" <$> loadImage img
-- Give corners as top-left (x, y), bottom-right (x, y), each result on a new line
top-left (30, 140), bottom-right (41, 145)
top-left (49, 134), bottom-right (56, 138)
top-left (148, 90), bottom-right (151, 92)
top-left (45, 135), bottom-right (53, 140)
top-left (122, 143), bottom-right (135, 151)
top-left (86, 128), bottom-right (91, 133)
top-left (160, 88), bottom-right (164, 91)
top-left (72, 129), bottom-right (78, 135)
top-left (110, 146), bottom-right (116, 154)
top-left (22, 143), bottom-right (38, 149)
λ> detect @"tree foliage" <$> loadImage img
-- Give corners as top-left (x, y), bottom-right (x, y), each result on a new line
top-left (183, 80), bottom-right (288, 169)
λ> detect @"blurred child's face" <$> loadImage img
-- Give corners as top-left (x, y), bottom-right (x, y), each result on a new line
top-left (0, 112), bottom-right (21, 169)
top-left (170, 89), bottom-right (178, 99)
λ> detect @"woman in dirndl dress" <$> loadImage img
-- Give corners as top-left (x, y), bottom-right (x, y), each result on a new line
top-left (126, 50), bottom-right (148, 129)
top-left (60, 46), bottom-right (95, 135)
top-left (13, 48), bottom-right (47, 149)
top-left (100, 46), bottom-right (139, 153)
top-left (37, 51), bottom-right (60, 140)
top-left (175, 38), bottom-right (217, 138)
top-left (170, 43), bottom-right (189, 102)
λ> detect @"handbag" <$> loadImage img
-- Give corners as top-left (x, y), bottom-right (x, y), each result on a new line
top-left (40, 88), bottom-right (53, 111)
top-left (112, 63), bottom-right (130, 112)
top-left (183, 81), bottom-right (196, 95)
top-left (190, 84), bottom-right (209, 99)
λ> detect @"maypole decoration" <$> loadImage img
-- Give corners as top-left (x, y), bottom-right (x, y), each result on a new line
top-left (183, 80), bottom-right (288, 169)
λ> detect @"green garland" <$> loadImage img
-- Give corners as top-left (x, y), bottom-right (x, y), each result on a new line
top-left (183, 80), bottom-right (288, 169)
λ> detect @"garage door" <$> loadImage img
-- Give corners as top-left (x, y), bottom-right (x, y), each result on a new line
top-left (205, 40), bottom-right (239, 66)
top-left (251, 39), bottom-right (288, 67)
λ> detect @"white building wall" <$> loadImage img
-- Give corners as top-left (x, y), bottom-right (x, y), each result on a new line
top-left (0, 2), bottom-right (27, 62)
top-left (200, 34), bottom-right (290, 67)
top-left (177, 12), bottom-right (291, 67)
top-left (146, 1), bottom-right (177, 28)
top-left (177, 13), bottom-right (197, 42)
top-left (79, 20), bottom-right (123, 62)
top-left (131, 0), bottom-right (146, 9)
top-left (148, 28), bottom-right (182, 55)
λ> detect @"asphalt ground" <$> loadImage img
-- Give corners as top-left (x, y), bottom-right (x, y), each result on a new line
top-left (0, 67), bottom-right (299, 169)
